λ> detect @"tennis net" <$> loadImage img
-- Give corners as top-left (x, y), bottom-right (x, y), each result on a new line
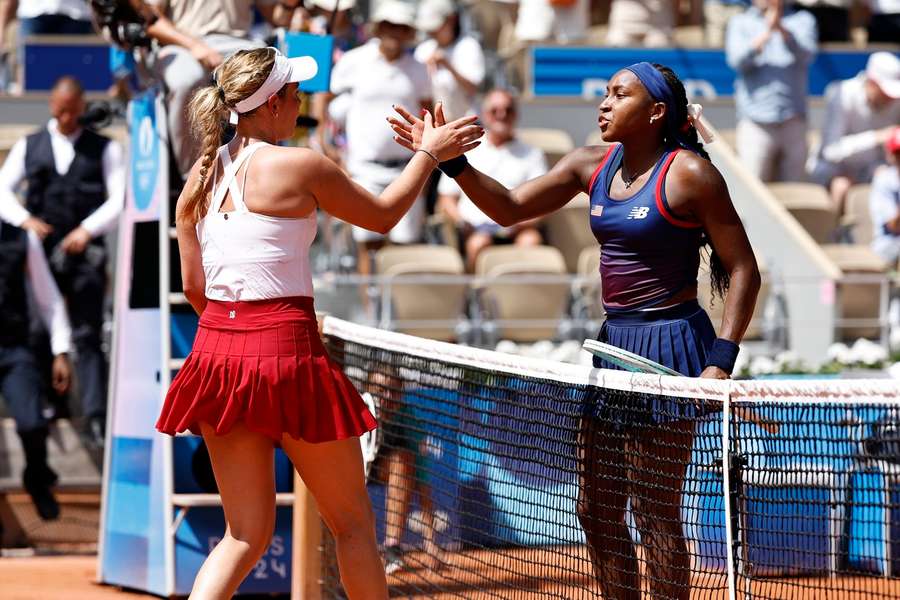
top-left (320, 316), bottom-right (900, 599)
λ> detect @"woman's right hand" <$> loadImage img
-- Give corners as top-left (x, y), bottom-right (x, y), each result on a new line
top-left (390, 102), bottom-right (483, 161)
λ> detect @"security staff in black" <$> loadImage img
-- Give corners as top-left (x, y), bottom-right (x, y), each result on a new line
top-left (0, 223), bottom-right (73, 520)
top-left (0, 77), bottom-right (125, 448)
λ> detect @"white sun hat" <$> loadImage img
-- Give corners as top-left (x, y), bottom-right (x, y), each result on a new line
top-left (866, 51), bottom-right (900, 100)
top-left (416, 0), bottom-right (455, 33)
top-left (310, 0), bottom-right (356, 11)
top-left (370, 0), bottom-right (417, 27)
top-left (228, 48), bottom-right (318, 124)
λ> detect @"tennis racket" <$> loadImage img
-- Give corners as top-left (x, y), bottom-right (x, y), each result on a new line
top-left (583, 339), bottom-right (780, 434)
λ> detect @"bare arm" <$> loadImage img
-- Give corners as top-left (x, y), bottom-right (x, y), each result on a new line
top-left (451, 147), bottom-right (596, 226)
top-left (0, 0), bottom-right (17, 50)
top-left (390, 105), bottom-right (599, 226)
top-left (308, 108), bottom-right (482, 232)
top-left (175, 167), bottom-right (207, 315)
top-left (145, 7), bottom-right (222, 68)
top-left (670, 154), bottom-right (761, 348)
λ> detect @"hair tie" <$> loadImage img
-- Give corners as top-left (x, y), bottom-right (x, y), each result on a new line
top-left (686, 103), bottom-right (714, 144)
top-left (217, 87), bottom-right (225, 102)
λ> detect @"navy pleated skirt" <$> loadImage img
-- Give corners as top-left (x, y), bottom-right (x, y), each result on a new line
top-left (586, 299), bottom-right (716, 428)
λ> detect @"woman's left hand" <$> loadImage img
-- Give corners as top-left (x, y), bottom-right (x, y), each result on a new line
top-left (389, 101), bottom-right (452, 152)
top-left (700, 365), bottom-right (730, 379)
top-left (389, 102), bottom-right (481, 160)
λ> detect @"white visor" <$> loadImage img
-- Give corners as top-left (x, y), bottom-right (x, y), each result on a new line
top-left (229, 48), bottom-right (318, 124)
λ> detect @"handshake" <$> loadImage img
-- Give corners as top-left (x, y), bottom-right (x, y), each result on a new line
top-left (387, 101), bottom-right (483, 178)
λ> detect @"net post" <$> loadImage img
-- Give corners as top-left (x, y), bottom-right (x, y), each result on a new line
top-left (290, 312), bottom-right (330, 600)
top-left (291, 474), bottom-right (322, 600)
top-left (722, 389), bottom-right (737, 600)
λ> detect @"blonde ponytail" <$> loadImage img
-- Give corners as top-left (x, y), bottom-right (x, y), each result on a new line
top-left (177, 48), bottom-right (279, 224)
top-left (179, 85), bottom-right (226, 224)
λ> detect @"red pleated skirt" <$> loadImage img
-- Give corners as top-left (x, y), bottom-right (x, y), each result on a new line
top-left (156, 296), bottom-right (376, 443)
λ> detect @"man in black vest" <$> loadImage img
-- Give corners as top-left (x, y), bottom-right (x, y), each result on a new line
top-left (0, 222), bottom-right (73, 520)
top-left (0, 76), bottom-right (125, 448)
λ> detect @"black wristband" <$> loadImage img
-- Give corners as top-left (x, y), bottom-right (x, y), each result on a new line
top-left (438, 155), bottom-right (469, 178)
top-left (704, 338), bottom-right (740, 375)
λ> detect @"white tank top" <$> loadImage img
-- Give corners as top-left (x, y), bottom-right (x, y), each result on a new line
top-left (198, 142), bottom-right (317, 302)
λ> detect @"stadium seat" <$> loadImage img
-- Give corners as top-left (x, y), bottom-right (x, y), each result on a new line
top-left (822, 244), bottom-right (890, 342)
top-left (543, 192), bottom-right (595, 272)
top-left (767, 182), bottom-right (838, 244)
top-left (673, 25), bottom-right (705, 48)
top-left (475, 245), bottom-right (570, 342)
top-left (841, 184), bottom-right (874, 246)
top-left (516, 127), bottom-right (575, 168)
top-left (0, 124), bottom-right (35, 164)
top-left (374, 245), bottom-right (468, 341)
top-left (698, 259), bottom-right (771, 342)
top-left (584, 129), bottom-right (604, 147)
top-left (572, 246), bottom-right (603, 323)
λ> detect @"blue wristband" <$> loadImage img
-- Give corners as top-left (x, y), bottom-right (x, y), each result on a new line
top-left (705, 338), bottom-right (740, 374)
top-left (438, 155), bottom-right (469, 178)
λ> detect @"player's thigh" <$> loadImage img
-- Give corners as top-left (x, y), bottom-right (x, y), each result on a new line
top-left (200, 422), bottom-right (276, 540)
top-left (280, 435), bottom-right (374, 533)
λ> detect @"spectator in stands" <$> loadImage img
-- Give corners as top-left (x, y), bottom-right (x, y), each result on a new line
top-left (0, 220), bottom-right (72, 521)
top-left (0, 0), bottom-right (94, 94)
top-left (726, 0), bottom-right (818, 182)
top-left (808, 52), bottom-right (900, 215)
top-left (705, 0), bottom-right (750, 47)
top-left (515, 0), bottom-right (588, 44)
top-left (276, 0), bottom-right (364, 55)
top-left (143, 0), bottom-right (282, 178)
top-left (415, 0), bottom-right (485, 121)
top-left (606, 0), bottom-right (675, 47)
top-left (793, 0), bottom-right (850, 42)
top-left (0, 76), bottom-right (124, 448)
top-left (866, 0), bottom-right (900, 44)
top-left (462, 0), bottom-right (518, 56)
top-left (366, 367), bottom-right (441, 575)
top-left (869, 127), bottom-right (900, 266)
top-left (323, 0), bottom-right (431, 278)
top-left (436, 89), bottom-right (547, 272)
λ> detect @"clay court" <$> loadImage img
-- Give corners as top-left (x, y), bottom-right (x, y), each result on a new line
top-left (383, 546), bottom-right (900, 599)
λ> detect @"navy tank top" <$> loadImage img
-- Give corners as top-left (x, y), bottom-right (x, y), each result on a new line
top-left (588, 144), bottom-right (704, 312)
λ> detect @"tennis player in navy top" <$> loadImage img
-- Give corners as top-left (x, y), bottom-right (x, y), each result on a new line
top-left (392, 63), bottom-right (760, 599)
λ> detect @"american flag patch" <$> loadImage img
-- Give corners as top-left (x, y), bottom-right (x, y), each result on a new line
top-left (590, 205), bottom-right (603, 217)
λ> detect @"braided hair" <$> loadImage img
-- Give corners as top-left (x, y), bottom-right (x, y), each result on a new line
top-left (653, 63), bottom-right (729, 302)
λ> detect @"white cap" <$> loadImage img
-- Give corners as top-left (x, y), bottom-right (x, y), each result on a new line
top-left (866, 51), bottom-right (900, 100)
top-left (229, 48), bottom-right (318, 124)
top-left (416, 0), bottom-right (455, 33)
top-left (310, 0), bottom-right (356, 11)
top-left (371, 0), bottom-right (417, 27)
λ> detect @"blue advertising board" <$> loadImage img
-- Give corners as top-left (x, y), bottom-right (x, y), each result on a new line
top-left (531, 47), bottom-right (883, 99)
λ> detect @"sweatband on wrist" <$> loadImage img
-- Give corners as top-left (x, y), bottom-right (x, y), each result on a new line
top-left (438, 155), bottom-right (469, 178)
top-left (705, 338), bottom-right (740, 374)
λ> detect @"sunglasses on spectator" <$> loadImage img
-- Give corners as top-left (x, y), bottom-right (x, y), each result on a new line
top-left (487, 105), bottom-right (516, 117)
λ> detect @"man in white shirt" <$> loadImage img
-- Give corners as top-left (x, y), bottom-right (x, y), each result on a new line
top-left (414, 0), bottom-right (485, 121)
top-left (870, 128), bottom-right (900, 267)
top-left (0, 76), bottom-right (124, 447)
top-left (0, 221), bottom-right (72, 520)
top-left (326, 0), bottom-right (432, 277)
top-left (808, 52), bottom-right (900, 216)
top-left (437, 89), bottom-right (547, 272)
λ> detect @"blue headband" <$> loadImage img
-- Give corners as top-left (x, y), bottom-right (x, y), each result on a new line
top-left (624, 62), bottom-right (690, 149)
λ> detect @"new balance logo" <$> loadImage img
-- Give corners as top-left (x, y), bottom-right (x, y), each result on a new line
top-left (627, 206), bottom-right (650, 220)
